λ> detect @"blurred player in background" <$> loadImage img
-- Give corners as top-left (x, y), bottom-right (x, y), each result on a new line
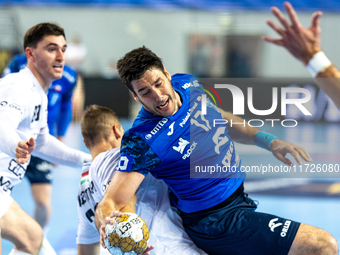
top-left (0, 22), bottom-right (91, 255)
top-left (65, 35), bottom-right (87, 121)
top-left (77, 105), bottom-right (205, 255)
top-left (2, 54), bottom-right (77, 255)
top-left (263, 1), bottom-right (340, 108)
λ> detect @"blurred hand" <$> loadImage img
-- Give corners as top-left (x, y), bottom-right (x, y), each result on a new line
top-left (263, 1), bottom-right (322, 65)
top-left (269, 139), bottom-right (312, 166)
top-left (15, 137), bottom-right (36, 164)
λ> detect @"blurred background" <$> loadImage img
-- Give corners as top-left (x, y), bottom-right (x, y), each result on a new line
top-left (1, 0), bottom-right (340, 254)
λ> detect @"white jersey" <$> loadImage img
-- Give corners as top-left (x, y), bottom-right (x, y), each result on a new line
top-left (77, 148), bottom-right (206, 255)
top-left (0, 68), bottom-right (48, 194)
top-left (0, 67), bottom-right (90, 217)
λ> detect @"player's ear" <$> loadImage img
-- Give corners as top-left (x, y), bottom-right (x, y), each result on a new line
top-left (83, 138), bottom-right (89, 150)
top-left (163, 67), bottom-right (171, 81)
top-left (113, 124), bottom-right (123, 139)
top-left (130, 91), bottom-right (139, 102)
top-left (25, 47), bottom-right (35, 62)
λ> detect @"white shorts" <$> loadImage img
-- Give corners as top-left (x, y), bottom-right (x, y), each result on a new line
top-left (0, 192), bottom-right (13, 219)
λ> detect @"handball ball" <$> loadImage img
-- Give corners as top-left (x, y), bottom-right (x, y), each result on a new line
top-left (104, 213), bottom-right (149, 255)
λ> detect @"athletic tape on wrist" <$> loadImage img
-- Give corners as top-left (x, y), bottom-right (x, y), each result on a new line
top-left (306, 51), bottom-right (331, 77)
top-left (254, 131), bottom-right (277, 151)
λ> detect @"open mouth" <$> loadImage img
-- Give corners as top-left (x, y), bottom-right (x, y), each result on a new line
top-left (53, 64), bottom-right (63, 70)
top-left (157, 99), bottom-right (169, 109)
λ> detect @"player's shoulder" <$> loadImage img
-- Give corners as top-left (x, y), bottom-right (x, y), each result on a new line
top-left (171, 73), bottom-right (200, 91)
top-left (91, 148), bottom-right (120, 173)
top-left (0, 68), bottom-right (34, 92)
top-left (62, 65), bottom-right (77, 85)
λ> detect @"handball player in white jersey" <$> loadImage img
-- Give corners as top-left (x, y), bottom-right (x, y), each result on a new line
top-left (0, 23), bottom-right (91, 255)
top-left (77, 105), bottom-right (206, 255)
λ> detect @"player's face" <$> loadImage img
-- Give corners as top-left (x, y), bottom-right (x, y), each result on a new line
top-left (131, 68), bottom-right (182, 117)
top-left (27, 35), bottom-right (66, 88)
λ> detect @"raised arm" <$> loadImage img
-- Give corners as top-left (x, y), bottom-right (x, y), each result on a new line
top-left (263, 1), bottom-right (340, 108)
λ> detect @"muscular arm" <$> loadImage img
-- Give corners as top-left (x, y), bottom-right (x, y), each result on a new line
top-left (264, 2), bottom-right (340, 108)
top-left (218, 107), bottom-right (259, 144)
top-left (94, 171), bottom-right (144, 231)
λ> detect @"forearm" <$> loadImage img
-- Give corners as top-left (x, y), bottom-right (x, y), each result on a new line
top-left (33, 133), bottom-right (91, 167)
top-left (0, 120), bottom-right (21, 158)
top-left (219, 109), bottom-right (260, 144)
top-left (94, 194), bottom-right (136, 230)
top-left (315, 65), bottom-right (340, 108)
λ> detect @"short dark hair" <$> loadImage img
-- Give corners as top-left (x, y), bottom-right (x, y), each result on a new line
top-left (24, 23), bottom-right (65, 49)
top-left (81, 105), bottom-right (121, 148)
top-left (117, 46), bottom-right (165, 93)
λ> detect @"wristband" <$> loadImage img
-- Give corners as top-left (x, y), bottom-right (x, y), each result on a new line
top-left (254, 131), bottom-right (277, 151)
top-left (306, 51), bottom-right (331, 77)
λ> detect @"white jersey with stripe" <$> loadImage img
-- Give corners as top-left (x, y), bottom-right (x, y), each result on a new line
top-left (76, 147), bottom-right (206, 255)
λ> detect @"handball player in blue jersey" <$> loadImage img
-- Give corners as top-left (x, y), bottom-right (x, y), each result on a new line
top-left (95, 46), bottom-right (338, 255)
top-left (2, 54), bottom-right (77, 254)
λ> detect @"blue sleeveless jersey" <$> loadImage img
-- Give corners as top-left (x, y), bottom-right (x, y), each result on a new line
top-left (2, 54), bottom-right (77, 137)
top-left (118, 73), bottom-right (245, 213)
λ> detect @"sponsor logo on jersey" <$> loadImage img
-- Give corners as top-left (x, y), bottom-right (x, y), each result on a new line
top-left (0, 100), bottom-right (21, 112)
top-left (182, 141), bottom-right (197, 160)
top-left (116, 155), bottom-right (133, 171)
top-left (145, 118), bottom-right (168, 140)
top-left (173, 138), bottom-right (190, 154)
top-left (167, 122), bottom-right (175, 136)
top-left (280, 220), bottom-right (291, 237)
top-left (182, 80), bottom-right (200, 90)
top-left (36, 161), bottom-right (53, 172)
top-left (63, 70), bottom-right (76, 83)
top-left (268, 218), bottom-right (283, 232)
top-left (52, 84), bottom-right (62, 92)
top-left (8, 159), bottom-right (26, 180)
top-left (180, 102), bottom-right (198, 128)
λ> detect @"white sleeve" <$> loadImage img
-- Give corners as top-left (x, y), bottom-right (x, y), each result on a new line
top-left (0, 119), bottom-right (21, 158)
top-left (0, 77), bottom-right (28, 158)
top-left (32, 127), bottom-right (91, 167)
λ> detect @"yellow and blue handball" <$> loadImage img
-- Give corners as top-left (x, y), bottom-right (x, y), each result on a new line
top-left (104, 213), bottom-right (149, 255)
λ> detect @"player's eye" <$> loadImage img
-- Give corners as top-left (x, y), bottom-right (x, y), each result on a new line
top-left (142, 90), bottom-right (150, 96)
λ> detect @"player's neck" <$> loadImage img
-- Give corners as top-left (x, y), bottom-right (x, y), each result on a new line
top-left (90, 142), bottom-right (118, 160)
top-left (27, 64), bottom-right (51, 92)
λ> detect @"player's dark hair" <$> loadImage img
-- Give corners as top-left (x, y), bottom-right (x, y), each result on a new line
top-left (24, 23), bottom-right (65, 49)
top-left (81, 105), bottom-right (121, 148)
top-left (117, 46), bottom-right (166, 94)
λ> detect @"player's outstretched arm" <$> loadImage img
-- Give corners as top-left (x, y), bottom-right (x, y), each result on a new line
top-left (263, 1), bottom-right (340, 108)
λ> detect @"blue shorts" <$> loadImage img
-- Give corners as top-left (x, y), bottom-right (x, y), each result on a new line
top-left (25, 156), bottom-right (53, 184)
top-left (180, 188), bottom-right (300, 255)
